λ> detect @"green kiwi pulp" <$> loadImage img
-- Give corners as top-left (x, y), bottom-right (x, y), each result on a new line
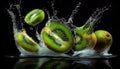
top-left (24, 9), bottom-right (45, 26)
top-left (74, 27), bottom-right (91, 51)
top-left (15, 30), bottom-right (39, 52)
top-left (42, 21), bottom-right (74, 53)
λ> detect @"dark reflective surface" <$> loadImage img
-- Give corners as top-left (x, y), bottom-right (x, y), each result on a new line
top-left (1, 55), bottom-right (120, 69)
top-left (0, 0), bottom-right (119, 69)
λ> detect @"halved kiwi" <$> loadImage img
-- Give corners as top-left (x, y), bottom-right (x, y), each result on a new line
top-left (74, 26), bottom-right (91, 51)
top-left (15, 30), bottom-right (40, 52)
top-left (24, 9), bottom-right (45, 26)
top-left (42, 21), bottom-right (74, 53)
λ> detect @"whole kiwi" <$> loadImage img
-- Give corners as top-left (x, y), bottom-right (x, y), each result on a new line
top-left (94, 30), bottom-right (112, 53)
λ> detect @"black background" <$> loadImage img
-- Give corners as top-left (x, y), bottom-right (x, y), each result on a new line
top-left (0, 0), bottom-right (120, 69)
top-left (1, 0), bottom-right (119, 56)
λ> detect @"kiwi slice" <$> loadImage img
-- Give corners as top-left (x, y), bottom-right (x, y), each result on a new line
top-left (15, 30), bottom-right (39, 52)
top-left (24, 9), bottom-right (45, 26)
top-left (74, 27), bottom-right (91, 51)
top-left (42, 21), bottom-right (74, 53)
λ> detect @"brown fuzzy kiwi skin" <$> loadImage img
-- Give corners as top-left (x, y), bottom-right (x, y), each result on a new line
top-left (94, 30), bottom-right (112, 53)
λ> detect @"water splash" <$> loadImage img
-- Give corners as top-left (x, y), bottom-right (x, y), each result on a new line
top-left (72, 6), bottom-right (111, 57)
top-left (7, 0), bottom-right (113, 58)
top-left (67, 2), bottom-right (81, 24)
top-left (83, 6), bottom-right (110, 34)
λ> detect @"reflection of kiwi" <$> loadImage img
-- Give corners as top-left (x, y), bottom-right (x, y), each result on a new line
top-left (73, 63), bottom-right (89, 69)
top-left (42, 21), bottom-right (74, 53)
top-left (14, 59), bottom-right (39, 69)
top-left (40, 59), bottom-right (72, 69)
top-left (15, 29), bottom-right (39, 52)
top-left (94, 60), bottom-right (112, 69)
